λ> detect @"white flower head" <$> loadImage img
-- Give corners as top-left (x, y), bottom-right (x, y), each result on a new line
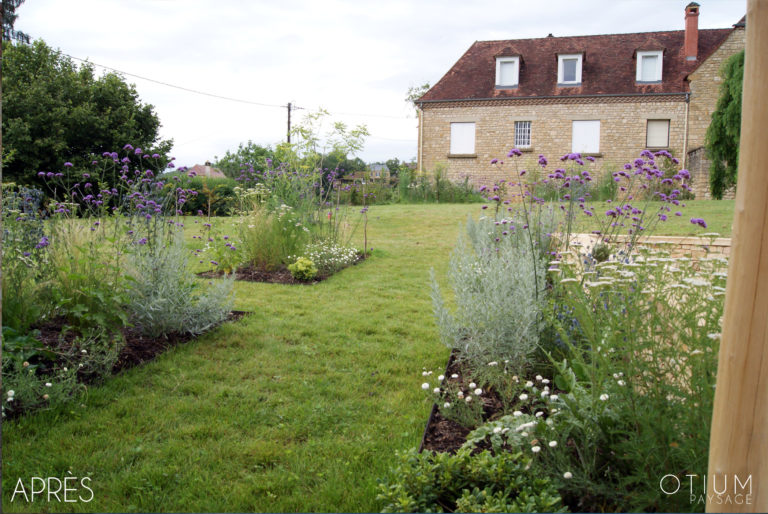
top-left (45, 382), bottom-right (52, 387)
top-left (532, 446), bottom-right (541, 453)
top-left (433, 387), bottom-right (441, 394)
top-left (550, 394), bottom-right (559, 401)
top-left (438, 375), bottom-right (445, 382)
top-left (443, 402), bottom-right (451, 409)
top-left (465, 395), bottom-right (473, 403)
top-left (535, 375), bottom-right (543, 381)
top-left (541, 391), bottom-right (549, 397)
top-left (519, 393), bottom-right (529, 401)
top-left (513, 410), bottom-right (523, 417)
top-left (542, 378), bottom-right (550, 385)
top-left (457, 391), bottom-right (464, 398)
top-left (600, 393), bottom-right (609, 401)
top-left (7, 390), bottom-right (14, 397)
top-left (617, 380), bottom-right (626, 386)
top-left (474, 388), bottom-right (483, 396)
top-left (493, 427), bottom-right (502, 434)
top-left (451, 373), bottom-right (459, 379)
top-left (525, 381), bottom-right (534, 388)
top-left (487, 361), bottom-right (498, 367)
top-left (535, 411), bottom-right (544, 417)
top-left (563, 471), bottom-right (573, 479)
top-left (421, 383), bottom-right (429, 390)
top-left (549, 440), bottom-right (558, 448)
top-left (469, 382), bottom-right (476, 389)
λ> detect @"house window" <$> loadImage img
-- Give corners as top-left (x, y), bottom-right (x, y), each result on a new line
top-left (496, 56), bottom-right (519, 87)
top-left (637, 51), bottom-right (663, 82)
top-left (572, 120), bottom-right (600, 154)
top-left (450, 122), bottom-right (476, 155)
top-left (646, 119), bottom-right (670, 148)
top-left (558, 54), bottom-right (582, 86)
top-left (514, 121), bottom-right (532, 148)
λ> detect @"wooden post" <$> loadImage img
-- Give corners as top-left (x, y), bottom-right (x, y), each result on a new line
top-left (707, 0), bottom-right (768, 512)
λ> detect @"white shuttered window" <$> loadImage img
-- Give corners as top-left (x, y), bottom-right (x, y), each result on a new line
top-left (646, 120), bottom-right (670, 147)
top-left (450, 122), bottom-right (476, 154)
top-left (572, 120), bottom-right (600, 153)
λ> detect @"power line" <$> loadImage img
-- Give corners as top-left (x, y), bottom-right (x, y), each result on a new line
top-left (62, 52), bottom-right (410, 121)
top-left (63, 52), bottom-right (289, 109)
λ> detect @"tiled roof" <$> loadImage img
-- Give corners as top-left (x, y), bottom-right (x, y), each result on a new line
top-left (188, 164), bottom-right (227, 179)
top-left (419, 28), bottom-right (734, 102)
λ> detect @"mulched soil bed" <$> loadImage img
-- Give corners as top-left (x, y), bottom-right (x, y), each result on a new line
top-left (197, 253), bottom-right (367, 285)
top-left (419, 352), bottom-right (505, 454)
top-left (32, 310), bottom-right (248, 378)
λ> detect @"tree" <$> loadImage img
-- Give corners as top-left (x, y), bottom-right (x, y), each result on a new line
top-left (2, 39), bottom-right (171, 186)
top-left (405, 82), bottom-right (430, 116)
top-left (2, 0), bottom-right (30, 44)
top-left (706, 50), bottom-right (744, 199)
top-left (213, 141), bottom-right (274, 178)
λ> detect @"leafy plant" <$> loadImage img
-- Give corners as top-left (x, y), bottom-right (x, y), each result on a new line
top-left (127, 234), bottom-right (234, 338)
top-left (377, 448), bottom-right (565, 513)
top-left (288, 257), bottom-right (318, 281)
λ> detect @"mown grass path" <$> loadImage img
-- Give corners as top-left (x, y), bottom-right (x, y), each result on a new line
top-left (2, 204), bottom-right (480, 513)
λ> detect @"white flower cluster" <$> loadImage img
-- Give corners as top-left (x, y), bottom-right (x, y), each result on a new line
top-left (292, 240), bottom-right (359, 273)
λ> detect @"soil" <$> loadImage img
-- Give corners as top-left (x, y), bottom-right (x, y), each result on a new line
top-left (31, 311), bottom-right (248, 377)
top-left (197, 253), bottom-right (367, 285)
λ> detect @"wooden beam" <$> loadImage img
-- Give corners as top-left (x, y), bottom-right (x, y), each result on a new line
top-left (707, 0), bottom-right (768, 511)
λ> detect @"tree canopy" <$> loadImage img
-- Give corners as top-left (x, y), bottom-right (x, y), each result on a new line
top-left (705, 49), bottom-right (744, 199)
top-left (2, 39), bottom-right (172, 186)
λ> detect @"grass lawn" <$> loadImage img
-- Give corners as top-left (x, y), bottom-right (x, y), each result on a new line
top-left (1, 200), bottom-right (734, 512)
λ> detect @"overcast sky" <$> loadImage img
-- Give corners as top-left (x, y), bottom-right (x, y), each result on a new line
top-left (17, 0), bottom-right (746, 168)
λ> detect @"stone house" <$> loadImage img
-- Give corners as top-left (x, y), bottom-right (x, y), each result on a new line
top-left (416, 3), bottom-right (745, 198)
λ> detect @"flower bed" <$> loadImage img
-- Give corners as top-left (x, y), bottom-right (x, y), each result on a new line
top-left (380, 150), bottom-right (724, 513)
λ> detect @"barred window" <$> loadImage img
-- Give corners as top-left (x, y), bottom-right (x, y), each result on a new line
top-left (514, 121), bottom-right (532, 148)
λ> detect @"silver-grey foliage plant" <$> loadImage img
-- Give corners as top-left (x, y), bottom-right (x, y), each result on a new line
top-left (431, 213), bottom-right (552, 370)
top-left (127, 234), bottom-right (234, 338)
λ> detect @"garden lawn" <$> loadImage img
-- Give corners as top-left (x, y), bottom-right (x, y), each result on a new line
top-left (1, 200), bottom-right (732, 513)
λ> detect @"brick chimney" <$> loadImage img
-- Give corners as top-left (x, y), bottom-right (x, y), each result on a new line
top-left (684, 2), bottom-right (700, 61)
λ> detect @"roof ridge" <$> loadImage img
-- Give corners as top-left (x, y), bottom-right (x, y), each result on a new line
top-left (476, 27), bottom-right (731, 45)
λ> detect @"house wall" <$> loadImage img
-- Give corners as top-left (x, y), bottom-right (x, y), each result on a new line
top-left (419, 96), bottom-right (688, 186)
top-left (686, 27), bottom-right (746, 151)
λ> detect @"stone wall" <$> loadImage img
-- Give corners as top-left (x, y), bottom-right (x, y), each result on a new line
top-left (686, 28), bottom-right (746, 150)
top-left (687, 146), bottom-right (735, 200)
top-left (419, 96), bottom-right (687, 186)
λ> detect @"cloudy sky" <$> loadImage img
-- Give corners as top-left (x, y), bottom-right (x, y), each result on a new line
top-left (17, 0), bottom-right (746, 168)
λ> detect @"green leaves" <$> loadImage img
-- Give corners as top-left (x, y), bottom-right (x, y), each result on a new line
top-left (706, 50), bottom-right (744, 199)
top-left (1, 39), bottom-right (171, 187)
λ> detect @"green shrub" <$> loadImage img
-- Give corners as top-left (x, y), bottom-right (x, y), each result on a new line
top-left (430, 213), bottom-right (553, 372)
top-left (288, 257), bottom-right (318, 281)
top-left (127, 234), bottom-right (234, 338)
top-left (377, 447), bottom-right (565, 513)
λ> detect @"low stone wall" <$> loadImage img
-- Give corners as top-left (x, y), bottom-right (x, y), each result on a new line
top-left (569, 233), bottom-right (731, 259)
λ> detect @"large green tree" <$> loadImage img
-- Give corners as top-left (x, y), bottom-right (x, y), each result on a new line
top-left (2, 39), bottom-right (171, 186)
top-left (705, 49), bottom-right (744, 199)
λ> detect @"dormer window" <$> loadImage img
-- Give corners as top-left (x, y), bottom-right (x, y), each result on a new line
top-left (496, 56), bottom-right (520, 88)
top-left (637, 50), bottom-right (663, 82)
top-left (557, 54), bottom-right (582, 86)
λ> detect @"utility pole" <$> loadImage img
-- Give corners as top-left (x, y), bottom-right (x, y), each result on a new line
top-left (287, 102), bottom-right (292, 143)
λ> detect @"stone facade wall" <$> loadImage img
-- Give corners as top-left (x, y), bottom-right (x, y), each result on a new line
top-left (687, 28), bottom-right (746, 150)
top-left (687, 146), bottom-right (736, 200)
top-left (419, 97), bottom-right (687, 186)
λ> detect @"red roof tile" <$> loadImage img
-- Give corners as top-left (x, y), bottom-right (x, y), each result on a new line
top-left (419, 28), bottom-right (733, 102)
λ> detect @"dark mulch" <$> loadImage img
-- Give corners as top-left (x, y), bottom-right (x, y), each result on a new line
top-left (197, 253), bottom-right (367, 285)
top-left (420, 351), bottom-right (506, 454)
top-left (31, 311), bottom-right (248, 377)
